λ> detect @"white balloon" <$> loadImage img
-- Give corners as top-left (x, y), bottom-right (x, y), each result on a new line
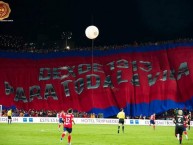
top-left (85, 25), bottom-right (99, 39)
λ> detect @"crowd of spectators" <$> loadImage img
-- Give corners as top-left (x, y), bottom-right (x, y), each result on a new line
top-left (1, 108), bottom-right (192, 120)
top-left (1, 108), bottom-right (56, 117)
top-left (0, 35), bottom-right (24, 50)
top-left (0, 35), bottom-right (62, 53)
top-left (131, 109), bottom-right (193, 121)
top-left (1, 34), bottom-right (193, 53)
top-left (1, 108), bottom-right (103, 118)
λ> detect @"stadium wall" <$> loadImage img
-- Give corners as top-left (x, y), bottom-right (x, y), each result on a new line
top-left (0, 117), bottom-right (192, 126)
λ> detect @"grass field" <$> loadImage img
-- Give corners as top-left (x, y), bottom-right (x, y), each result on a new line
top-left (0, 123), bottom-right (192, 145)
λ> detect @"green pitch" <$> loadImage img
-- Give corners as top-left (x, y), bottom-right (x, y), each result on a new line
top-left (0, 123), bottom-right (192, 145)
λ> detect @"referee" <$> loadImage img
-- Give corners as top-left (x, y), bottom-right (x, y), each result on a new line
top-left (7, 109), bottom-right (12, 124)
top-left (117, 108), bottom-right (125, 133)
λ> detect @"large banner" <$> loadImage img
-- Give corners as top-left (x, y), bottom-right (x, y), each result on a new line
top-left (1, 42), bottom-right (193, 117)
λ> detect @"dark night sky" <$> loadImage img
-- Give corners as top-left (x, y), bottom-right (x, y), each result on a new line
top-left (1, 0), bottom-right (193, 47)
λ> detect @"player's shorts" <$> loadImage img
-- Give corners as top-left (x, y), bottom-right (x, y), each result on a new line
top-left (8, 116), bottom-right (12, 119)
top-left (188, 121), bottom-right (190, 125)
top-left (150, 120), bottom-right (155, 125)
top-left (176, 125), bottom-right (184, 135)
top-left (59, 118), bottom-right (63, 123)
top-left (118, 118), bottom-right (124, 125)
top-left (64, 127), bottom-right (72, 133)
top-left (183, 126), bottom-right (187, 131)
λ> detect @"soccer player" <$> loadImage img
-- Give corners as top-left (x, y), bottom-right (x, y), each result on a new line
top-left (117, 108), bottom-right (125, 133)
top-left (7, 109), bottom-right (12, 124)
top-left (58, 110), bottom-right (65, 131)
top-left (149, 113), bottom-right (156, 130)
top-left (183, 113), bottom-right (189, 139)
top-left (188, 112), bottom-right (191, 130)
top-left (173, 110), bottom-right (185, 145)
top-left (60, 108), bottom-right (75, 145)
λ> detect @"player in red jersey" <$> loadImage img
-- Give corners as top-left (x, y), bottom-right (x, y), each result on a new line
top-left (149, 113), bottom-right (156, 130)
top-left (188, 112), bottom-right (191, 130)
top-left (183, 114), bottom-right (189, 139)
top-left (58, 110), bottom-right (65, 131)
top-left (60, 108), bottom-right (75, 145)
